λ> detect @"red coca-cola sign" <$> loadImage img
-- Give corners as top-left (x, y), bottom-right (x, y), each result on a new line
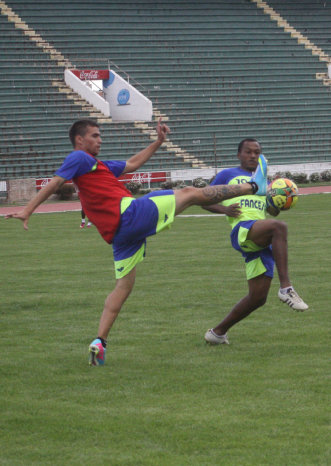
top-left (36, 178), bottom-right (52, 190)
top-left (71, 69), bottom-right (110, 80)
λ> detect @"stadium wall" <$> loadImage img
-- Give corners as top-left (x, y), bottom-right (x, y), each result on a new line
top-left (1, 161), bottom-right (330, 204)
top-left (7, 179), bottom-right (36, 203)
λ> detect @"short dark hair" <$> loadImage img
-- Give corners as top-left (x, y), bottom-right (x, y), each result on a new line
top-left (237, 138), bottom-right (260, 153)
top-left (69, 119), bottom-right (99, 146)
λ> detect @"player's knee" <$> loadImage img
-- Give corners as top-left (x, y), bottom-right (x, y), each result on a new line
top-left (248, 289), bottom-right (268, 308)
top-left (179, 186), bottom-right (199, 203)
top-left (181, 186), bottom-right (197, 196)
top-left (274, 220), bottom-right (288, 237)
top-left (250, 294), bottom-right (268, 309)
top-left (269, 219), bottom-right (287, 237)
top-left (258, 295), bottom-right (268, 307)
top-left (116, 270), bottom-right (136, 295)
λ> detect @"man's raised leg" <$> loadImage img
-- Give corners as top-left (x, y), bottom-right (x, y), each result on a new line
top-left (174, 183), bottom-right (254, 214)
top-left (174, 155), bottom-right (267, 214)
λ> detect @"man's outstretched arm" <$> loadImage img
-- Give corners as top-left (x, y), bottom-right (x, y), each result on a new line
top-left (123, 118), bottom-right (170, 174)
top-left (203, 202), bottom-right (242, 217)
top-left (5, 176), bottom-right (66, 229)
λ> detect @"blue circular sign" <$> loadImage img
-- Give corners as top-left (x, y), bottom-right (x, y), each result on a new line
top-left (117, 89), bottom-right (130, 105)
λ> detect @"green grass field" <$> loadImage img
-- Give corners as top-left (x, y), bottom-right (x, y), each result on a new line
top-left (1, 194), bottom-right (330, 465)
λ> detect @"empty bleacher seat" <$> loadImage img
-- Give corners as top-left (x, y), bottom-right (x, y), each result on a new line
top-left (1, 0), bottom-right (330, 180)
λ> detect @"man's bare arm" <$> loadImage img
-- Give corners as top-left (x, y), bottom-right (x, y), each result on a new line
top-left (123, 118), bottom-right (170, 174)
top-left (5, 176), bottom-right (66, 229)
top-left (203, 202), bottom-right (242, 217)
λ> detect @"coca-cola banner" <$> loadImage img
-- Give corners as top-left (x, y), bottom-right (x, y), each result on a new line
top-left (36, 178), bottom-right (52, 190)
top-left (71, 70), bottom-right (110, 81)
top-left (36, 179), bottom-right (73, 190)
top-left (36, 172), bottom-right (167, 190)
top-left (118, 172), bottom-right (167, 185)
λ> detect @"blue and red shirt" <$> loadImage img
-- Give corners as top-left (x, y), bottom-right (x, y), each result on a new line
top-left (55, 150), bottom-right (133, 243)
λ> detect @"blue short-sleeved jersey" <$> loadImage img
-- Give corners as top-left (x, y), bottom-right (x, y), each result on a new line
top-left (55, 150), bottom-right (126, 180)
top-left (211, 167), bottom-right (267, 229)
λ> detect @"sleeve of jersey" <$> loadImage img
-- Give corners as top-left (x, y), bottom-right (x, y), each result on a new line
top-left (55, 151), bottom-right (95, 180)
top-left (210, 169), bottom-right (230, 186)
top-left (102, 160), bottom-right (126, 178)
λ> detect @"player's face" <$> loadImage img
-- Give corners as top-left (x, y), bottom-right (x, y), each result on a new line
top-left (237, 141), bottom-right (261, 172)
top-left (77, 125), bottom-right (102, 156)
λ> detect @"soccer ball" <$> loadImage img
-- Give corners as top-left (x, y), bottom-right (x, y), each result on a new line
top-left (267, 178), bottom-right (299, 210)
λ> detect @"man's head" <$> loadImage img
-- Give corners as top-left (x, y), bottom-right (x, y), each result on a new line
top-left (237, 138), bottom-right (262, 172)
top-left (69, 120), bottom-right (102, 156)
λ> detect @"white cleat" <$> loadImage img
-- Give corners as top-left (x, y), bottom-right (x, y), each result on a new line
top-left (278, 288), bottom-right (309, 311)
top-left (204, 329), bottom-right (229, 345)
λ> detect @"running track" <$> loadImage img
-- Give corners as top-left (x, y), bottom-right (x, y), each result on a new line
top-left (0, 185), bottom-right (330, 217)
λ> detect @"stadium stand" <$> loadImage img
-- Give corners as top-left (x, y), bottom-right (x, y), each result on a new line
top-left (266, 0), bottom-right (331, 56)
top-left (1, 0), bottom-right (331, 181)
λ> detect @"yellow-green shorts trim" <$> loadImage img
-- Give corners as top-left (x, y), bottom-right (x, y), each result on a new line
top-left (113, 192), bottom-right (176, 279)
top-left (150, 194), bottom-right (175, 233)
top-left (114, 243), bottom-right (145, 279)
top-left (231, 220), bottom-right (274, 281)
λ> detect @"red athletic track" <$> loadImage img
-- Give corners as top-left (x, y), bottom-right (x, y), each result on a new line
top-left (0, 185), bottom-right (330, 217)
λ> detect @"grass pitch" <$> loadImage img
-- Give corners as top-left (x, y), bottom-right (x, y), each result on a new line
top-left (1, 194), bottom-right (330, 465)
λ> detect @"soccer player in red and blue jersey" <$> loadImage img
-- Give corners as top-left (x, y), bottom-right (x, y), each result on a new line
top-left (7, 119), bottom-right (267, 366)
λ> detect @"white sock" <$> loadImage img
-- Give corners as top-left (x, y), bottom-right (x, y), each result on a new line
top-left (280, 286), bottom-right (293, 294)
top-left (211, 329), bottom-right (226, 338)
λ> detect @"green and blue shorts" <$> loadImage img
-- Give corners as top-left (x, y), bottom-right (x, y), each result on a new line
top-left (230, 220), bottom-right (275, 281)
top-left (112, 190), bottom-right (175, 279)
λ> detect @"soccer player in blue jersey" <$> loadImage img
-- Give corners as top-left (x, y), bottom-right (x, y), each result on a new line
top-left (203, 138), bottom-right (308, 345)
top-left (7, 120), bottom-right (267, 365)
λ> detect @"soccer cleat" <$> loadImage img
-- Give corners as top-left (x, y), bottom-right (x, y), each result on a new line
top-left (250, 154), bottom-right (268, 196)
top-left (89, 339), bottom-right (106, 366)
top-left (87, 222), bottom-right (92, 228)
top-left (278, 288), bottom-right (309, 311)
top-left (80, 222), bottom-right (85, 229)
top-left (204, 329), bottom-right (229, 345)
